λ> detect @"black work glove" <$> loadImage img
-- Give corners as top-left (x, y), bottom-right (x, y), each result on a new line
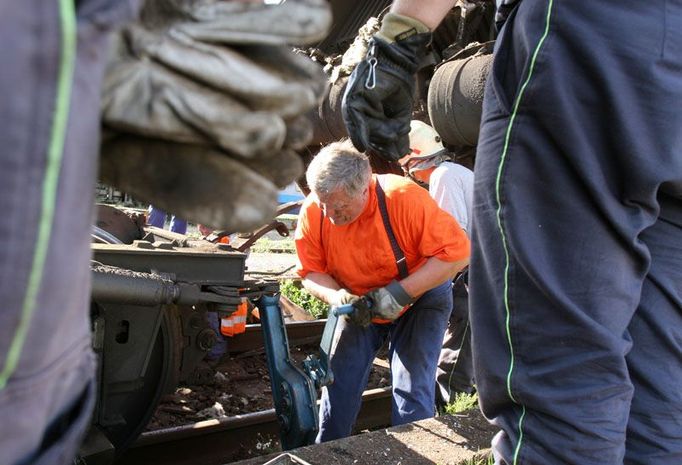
top-left (331, 289), bottom-right (372, 328)
top-left (365, 280), bottom-right (414, 321)
top-left (342, 12), bottom-right (431, 162)
top-left (348, 298), bottom-right (372, 328)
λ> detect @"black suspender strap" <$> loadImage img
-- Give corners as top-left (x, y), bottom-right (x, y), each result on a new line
top-left (319, 206), bottom-right (325, 250)
top-left (375, 179), bottom-right (409, 280)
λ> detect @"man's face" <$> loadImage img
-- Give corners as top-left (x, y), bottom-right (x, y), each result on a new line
top-left (400, 155), bottom-right (437, 185)
top-left (406, 167), bottom-right (432, 184)
top-left (317, 186), bottom-right (369, 226)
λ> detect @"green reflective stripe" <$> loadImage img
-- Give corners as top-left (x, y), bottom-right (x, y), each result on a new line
top-left (0, 0), bottom-right (77, 390)
top-left (512, 406), bottom-right (527, 463)
top-left (493, 1), bottom-right (554, 462)
top-left (446, 321), bottom-right (470, 396)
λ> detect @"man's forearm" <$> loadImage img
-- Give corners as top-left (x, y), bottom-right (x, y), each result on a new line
top-left (390, 0), bottom-right (457, 30)
top-left (301, 272), bottom-right (342, 305)
top-left (400, 256), bottom-right (468, 298)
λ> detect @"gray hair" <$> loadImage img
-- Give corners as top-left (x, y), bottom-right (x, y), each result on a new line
top-left (306, 139), bottom-right (372, 197)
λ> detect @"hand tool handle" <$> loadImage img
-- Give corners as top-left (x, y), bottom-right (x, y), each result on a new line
top-left (331, 297), bottom-right (373, 317)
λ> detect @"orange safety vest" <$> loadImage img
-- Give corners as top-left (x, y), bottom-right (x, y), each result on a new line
top-left (220, 299), bottom-right (248, 337)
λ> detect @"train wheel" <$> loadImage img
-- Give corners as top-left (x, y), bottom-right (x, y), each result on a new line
top-left (90, 303), bottom-right (182, 456)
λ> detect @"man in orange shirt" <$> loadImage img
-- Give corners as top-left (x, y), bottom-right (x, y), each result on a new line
top-left (295, 140), bottom-right (469, 442)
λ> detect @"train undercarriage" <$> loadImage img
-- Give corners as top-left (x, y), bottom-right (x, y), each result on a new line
top-left (82, 205), bottom-right (344, 464)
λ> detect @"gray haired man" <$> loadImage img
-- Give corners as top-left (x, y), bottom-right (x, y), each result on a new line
top-left (294, 140), bottom-right (470, 441)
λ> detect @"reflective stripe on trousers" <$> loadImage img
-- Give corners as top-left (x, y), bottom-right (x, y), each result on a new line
top-left (470, 1), bottom-right (682, 464)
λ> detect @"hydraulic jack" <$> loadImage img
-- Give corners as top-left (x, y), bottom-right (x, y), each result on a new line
top-left (257, 292), bottom-right (361, 449)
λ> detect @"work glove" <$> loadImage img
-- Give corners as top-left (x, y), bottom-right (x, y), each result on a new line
top-left (342, 12), bottom-right (432, 162)
top-left (100, 136), bottom-right (304, 230)
top-left (331, 289), bottom-right (372, 328)
top-left (365, 280), bottom-right (414, 321)
top-left (495, 1), bottom-right (519, 30)
top-left (100, 0), bottom-right (331, 232)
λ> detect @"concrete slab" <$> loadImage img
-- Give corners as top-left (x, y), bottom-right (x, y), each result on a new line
top-left (230, 410), bottom-right (497, 465)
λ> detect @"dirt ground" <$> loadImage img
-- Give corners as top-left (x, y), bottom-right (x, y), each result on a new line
top-left (145, 338), bottom-right (497, 465)
top-left (147, 345), bottom-right (391, 431)
top-left (147, 250), bottom-right (350, 431)
top-left (243, 251), bottom-right (300, 279)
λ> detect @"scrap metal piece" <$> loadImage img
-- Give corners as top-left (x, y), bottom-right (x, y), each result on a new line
top-left (234, 200), bottom-right (303, 252)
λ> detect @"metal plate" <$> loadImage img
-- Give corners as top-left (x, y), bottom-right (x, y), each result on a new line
top-left (92, 243), bottom-right (247, 285)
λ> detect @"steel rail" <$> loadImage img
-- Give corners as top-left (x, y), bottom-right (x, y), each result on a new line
top-left (118, 387), bottom-right (392, 465)
top-left (228, 320), bottom-right (326, 354)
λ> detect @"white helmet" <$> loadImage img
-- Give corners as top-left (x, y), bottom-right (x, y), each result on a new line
top-left (399, 120), bottom-right (447, 175)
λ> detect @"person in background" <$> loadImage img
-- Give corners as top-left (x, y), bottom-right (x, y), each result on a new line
top-left (400, 120), bottom-right (475, 409)
top-left (342, 0), bottom-right (682, 464)
top-left (197, 223), bottom-right (238, 364)
top-left (402, 121), bottom-right (473, 235)
top-left (198, 224), bottom-right (231, 244)
top-left (198, 224), bottom-right (215, 239)
top-left (295, 139), bottom-right (469, 442)
top-left (147, 206), bottom-right (187, 235)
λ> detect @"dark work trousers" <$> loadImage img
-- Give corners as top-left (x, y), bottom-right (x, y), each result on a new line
top-left (436, 271), bottom-right (475, 407)
top-left (0, 1), bottom-right (139, 464)
top-left (470, 1), bottom-right (682, 464)
top-left (316, 280), bottom-right (452, 442)
top-left (147, 206), bottom-right (188, 235)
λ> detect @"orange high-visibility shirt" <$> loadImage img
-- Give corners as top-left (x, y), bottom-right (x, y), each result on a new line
top-left (220, 300), bottom-right (248, 337)
top-left (295, 174), bottom-right (470, 299)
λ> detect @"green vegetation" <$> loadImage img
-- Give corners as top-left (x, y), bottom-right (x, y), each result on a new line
top-left (185, 230), bottom-right (203, 240)
top-left (280, 279), bottom-right (328, 319)
top-left (462, 454), bottom-right (494, 465)
top-left (251, 237), bottom-right (296, 254)
top-left (444, 391), bottom-right (479, 415)
top-left (439, 392), bottom-right (491, 465)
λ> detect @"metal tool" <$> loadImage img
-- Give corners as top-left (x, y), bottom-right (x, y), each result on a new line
top-left (303, 298), bottom-right (372, 390)
top-left (258, 293), bottom-right (319, 449)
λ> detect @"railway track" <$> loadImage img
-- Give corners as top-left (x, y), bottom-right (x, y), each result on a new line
top-left (118, 387), bottom-right (392, 465)
top-left (229, 320), bottom-right (326, 355)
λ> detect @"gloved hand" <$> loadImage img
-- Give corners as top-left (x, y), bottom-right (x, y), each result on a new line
top-left (365, 280), bottom-right (414, 321)
top-left (331, 289), bottom-right (372, 328)
top-left (99, 136), bottom-right (303, 230)
top-left (342, 12), bottom-right (432, 162)
top-left (100, 0), bottom-right (331, 231)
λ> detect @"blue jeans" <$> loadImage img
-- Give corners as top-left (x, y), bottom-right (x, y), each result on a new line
top-left (205, 312), bottom-right (229, 362)
top-left (471, 1), bottom-right (682, 464)
top-left (147, 206), bottom-right (187, 234)
top-left (316, 280), bottom-right (452, 442)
